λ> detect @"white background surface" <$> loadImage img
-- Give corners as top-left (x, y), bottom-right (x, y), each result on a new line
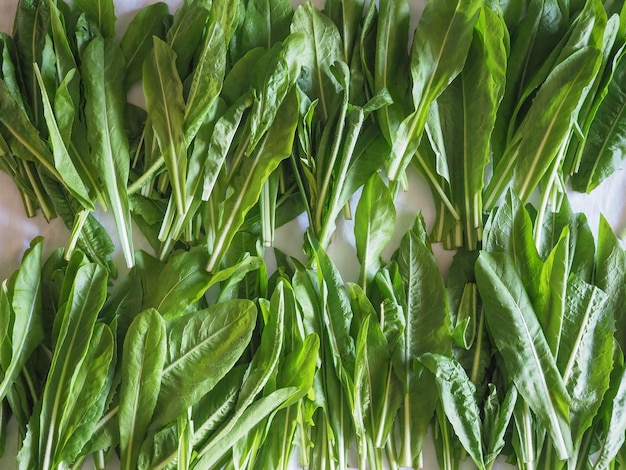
top-left (0, 0), bottom-right (625, 468)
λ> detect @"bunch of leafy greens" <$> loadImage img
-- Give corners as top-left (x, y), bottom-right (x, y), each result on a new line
top-left (1, 0), bottom-right (626, 469)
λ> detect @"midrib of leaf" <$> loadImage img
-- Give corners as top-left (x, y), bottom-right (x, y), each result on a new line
top-left (126, 33), bottom-right (151, 71)
top-left (401, 240), bottom-right (417, 463)
top-left (561, 288), bottom-right (597, 384)
top-left (161, 314), bottom-right (245, 376)
top-left (518, 64), bottom-right (591, 199)
top-left (266, 0), bottom-right (272, 49)
top-left (585, 96), bottom-right (626, 191)
top-left (379, 9), bottom-right (394, 141)
top-left (462, 73), bottom-right (473, 245)
top-left (492, 265), bottom-right (569, 455)
top-left (375, 367), bottom-right (394, 446)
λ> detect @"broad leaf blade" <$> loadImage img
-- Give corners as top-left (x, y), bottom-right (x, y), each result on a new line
top-left (72, 0), bottom-right (116, 38)
top-left (355, 173), bottom-right (395, 290)
top-left (0, 238), bottom-right (43, 401)
top-left (152, 300), bottom-right (256, 430)
top-left (475, 251), bottom-right (573, 459)
top-left (119, 308), bottom-right (166, 470)
top-left (420, 353), bottom-right (485, 469)
top-left (558, 276), bottom-right (614, 452)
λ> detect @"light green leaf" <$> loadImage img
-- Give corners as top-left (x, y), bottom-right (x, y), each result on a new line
top-left (206, 89), bottom-right (298, 272)
top-left (82, 37), bottom-right (134, 267)
top-left (143, 37), bottom-right (187, 216)
top-left (183, 17), bottom-right (226, 145)
top-left (152, 300), bottom-right (256, 430)
top-left (34, 65), bottom-right (93, 210)
top-left (388, 0), bottom-right (481, 180)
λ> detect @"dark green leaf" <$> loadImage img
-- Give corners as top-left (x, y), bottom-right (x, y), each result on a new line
top-left (420, 353), bottom-right (485, 469)
top-left (120, 2), bottom-right (170, 89)
top-left (476, 251), bottom-right (573, 459)
top-left (119, 308), bottom-right (166, 470)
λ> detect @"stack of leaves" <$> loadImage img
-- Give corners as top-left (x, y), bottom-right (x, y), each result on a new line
top-left (2, 0), bottom-right (626, 469)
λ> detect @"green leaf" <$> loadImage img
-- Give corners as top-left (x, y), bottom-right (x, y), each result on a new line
top-left (82, 37), bottom-right (134, 267)
top-left (56, 322), bottom-right (114, 464)
top-left (595, 215), bottom-right (626, 351)
top-left (475, 251), bottom-right (573, 460)
top-left (192, 387), bottom-right (298, 469)
top-left (309, 234), bottom-right (356, 375)
top-left (206, 89), bottom-right (298, 272)
top-left (355, 173), bottom-right (395, 290)
top-left (374, 0), bottom-right (410, 144)
top-left (420, 353), bottom-right (485, 469)
top-left (535, 228), bottom-right (570, 355)
top-left (246, 33), bottom-right (305, 155)
top-left (492, 0), bottom-right (567, 161)
top-left (513, 47), bottom-right (601, 201)
top-left (183, 18), bottom-right (226, 145)
top-left (393, 216), bottom-right (452, 466)
top-left (120, 2), bottom-right (170, 89)
top-left (193, 285), bottom-right (286, 467)
top-left (138, 248), bottom-right (213, 321)
top-left (483, 385), bottom-right (517, 466)
top-left (38, 262), bottom-right (108, 469)
top-left (239, 0), bottom-right (293, 54)
top-left (202, 94), bottom-right (253, 201)
top-left (143, 37), bottom-right (187, 216)
top-left (46, 0), bottom-right (77, 84)
top-left (594, 364), bottom-right (626, 469)
top-left (558, 275), bottom-right (614, 452)
top-left (13, 0), bottom-right (50, 124)
top-left (486, 46), bottom-right (602, 208)
top-left (443, 6), bottom-right (507, 249)
top-left (72, 0), bottom-right (116, 38)
top-left (482, 191), bottom-right (543, 304)
top-left (34, 65), bottom-right (93, 210)
top-left (119, 308), bottom-right (167, 470)
top-left (388, 0), bottom-right (481, 180)
top-left (0, 238), bottom-right (43, 402)
top-left (290, 1), bottom-right (342, 121)
top-left (152, 300), bottom-right (256, 430)
top-left (166, 0), bottom-right (210, 78)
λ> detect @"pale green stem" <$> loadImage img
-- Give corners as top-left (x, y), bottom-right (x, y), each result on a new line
top-left (127, 156), bottom-right (165, 195)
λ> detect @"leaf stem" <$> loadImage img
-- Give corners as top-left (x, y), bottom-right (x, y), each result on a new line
top-left (127, 156), bottom-right (165, 195)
